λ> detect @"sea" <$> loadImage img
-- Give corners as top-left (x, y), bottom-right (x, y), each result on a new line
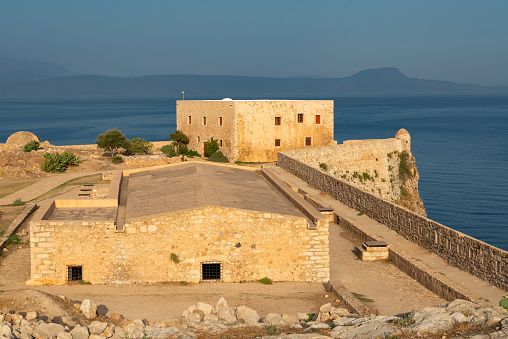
top-left (0, 94), bottom-right (507, 251)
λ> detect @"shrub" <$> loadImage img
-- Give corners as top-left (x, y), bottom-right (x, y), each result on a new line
top-left (186, 149), bottom-right (200, 157)
top-left (204, 137), bottom-right (220, 157)
top-left (208, 151), bottom-right (228, 162)
top-left (170, 253), bottom-right (180, 264)
top-left (179, 281), bottom-right (189, 286)
top-left (169, 130), bottom-right (190, 148)
top-left (125, 137), bottom-right (153, 155)
top-left (11, 198), bottom-right (24, 206)
top-left (23, 140), bottom-right (40, 152)
top-left (95, 129), bottom-right (129, 156)
top-left (161, 144), bottom-right (177, 157)
top-left (319, 163), bottom-right (328, 171)
top-left (6, 234), bottom-right (22, 245)
top-left (398, 151), bottom-right (412, 179)
top-left (41, 152), bottom-right (80, 173)
top-left (178, 146), bottom-right (188, 155)
top-left (258, 277), bottom-right (272, 285)
top-left (111, 156), bottom-right (123, 164)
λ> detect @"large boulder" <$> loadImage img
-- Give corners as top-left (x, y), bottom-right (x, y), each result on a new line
top-left (33, 323), bottom-right (65, 338)
top-left (235, 306), bottom-right (260, 324)
top-left (5, 131), bottom-right (39, 146)
top-left (80, 299), bottom-right (98, 319)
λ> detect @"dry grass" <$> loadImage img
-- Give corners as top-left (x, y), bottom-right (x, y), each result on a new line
top-left (0, 180), bottom-right (36, 199)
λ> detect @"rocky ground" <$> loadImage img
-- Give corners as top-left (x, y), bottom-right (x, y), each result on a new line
top-left (0, 291), bottom-right (507, 339)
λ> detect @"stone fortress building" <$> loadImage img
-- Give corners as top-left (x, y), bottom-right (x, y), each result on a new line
top-left (176, 99), bottom-right (335, 162)
top-left (28, 162), bottom-right (330, 285)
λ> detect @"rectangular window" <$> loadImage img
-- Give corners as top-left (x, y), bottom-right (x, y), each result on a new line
top-left (201, 262), bottom-right (221, 280)
top-left (297, 113), bottom-right (304, 123)
top-left (188, 116), bottom-right (192, 124)
top-left (219, 117), bottom-right (223, 126)
top-left (203, 116), bottom-right (207, 125)
top-left (275, 117), bottom-right (281, 125)
top-left (305, 137), bottom-right (312, 146)
top-left (219, 140), bottom-right (223, 147)
top-left (275, 139), bottom-right (281, 147)
top-left (67, 266), bottom-right (83, 281)
top-left (315, 115), bottom-right (321, 124)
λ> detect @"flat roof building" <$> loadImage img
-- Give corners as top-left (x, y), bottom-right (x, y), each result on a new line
top-left (176, 99), bottom-right (335, 162)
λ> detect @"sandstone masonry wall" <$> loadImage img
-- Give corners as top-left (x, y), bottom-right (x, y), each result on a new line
top-left (29, 206), bottom-right (329, 284)
top-left (277, 152), bottom-right (508, 291)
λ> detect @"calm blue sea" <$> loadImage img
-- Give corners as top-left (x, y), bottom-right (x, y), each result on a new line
top-left (0, 94), bottom-right (507, 251)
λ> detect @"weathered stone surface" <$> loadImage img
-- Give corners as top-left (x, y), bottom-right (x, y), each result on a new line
top-left (70, 326), bottom-right (90, 339)
top-left (319, 303), bottom-right (332, 314)
top-left (165, 318), bottom-right (187, 330)
top-left (80, 299), bottom-right (97, 319)
top-left (450, 311), bottom-right (467, 324)
top-left (411, 311), bottom-right (453, 334)
top-left (281, 314), bottom-right (300, 325)
top-left (0, 324), bottom-right (12, 337)
top-left (263, 313), bottom-right (284, 325)
top-left (34, 323), bottom-right (65, 338)
top-left (330, 320), bottom-right (397, 339)
top-left (57, 331), bottom-right (73, 339)
top-left (88, 321), bottom-right (108, 335)
top-left (196, 302), bottom-right (213, 317)
top-left (235, 306), bottom-right (260, 324)
top-left (25, 311), bottom-right (38, 322)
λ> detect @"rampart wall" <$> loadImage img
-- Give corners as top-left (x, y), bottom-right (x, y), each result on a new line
top-left (277, 152), bottom-right (508, 291)
top-left (29, 205), bottom-right (329, 285)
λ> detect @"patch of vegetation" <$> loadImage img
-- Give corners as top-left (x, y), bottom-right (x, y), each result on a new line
top-left (161, 144), bottom-right (177, 157)
top-left (392, 311), bottom-right (414, 327)
top-left (357, 211), bottom-right (364, 216)
top-left (388, 165), bottom-right (393, 171)
top-left (303, 313), bottom-right (315, 323)
top-left (258, 277), bottom-right (272, 285)
top-left (169, 130), bottom-right (190, 149)
top-left (208, 151), bottom-right (229, 162)
top-left (400, 185), bottom-right (409, 198)
top-left (111, 156), bottom-right (123, 164)
top-left (170, 253), bottom-right (180, 264)
top-left (96, 129), bottom-right (129, 156)
top-left (387, 152), bottom-right (393, 159)
top-left (41, 152), bottom-right (80, 173)
top-left (204, 137), bottom-right (220, 157)
top-left (265, 325), bottom-right (278, 335)
top-left (6, 234), bottom-right (22, 245)
top-left (398, 151), bottom-right (413, 180)
top-left (362, 172), bottom-right (371, 181)
top-left (78, 280), bottom-right (91, 285)
top-left (319, 163), bottom-right (328, 171)
top-left (11, 198), bottom-right (25, 206)
top-left (124, 137), bottom-right (153, 155)
top-left (179, 281), bottom-right (189, 286)
top-left (185, 149), bottom-right (200, 157)
top-left (23, 140), bottom-right (41, 152)
top-left (352, 292), bottom-right (374, 303)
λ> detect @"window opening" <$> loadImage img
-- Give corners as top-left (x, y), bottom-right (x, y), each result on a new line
top-left (297, 113), bottom-right (304, 123)
top-left (275, 139), bottom-right (281, 147)
top-left (67, 266), bottom-right (83, 281)
top-left (315, 115), bottom-right (321, 124)
top-left (197, 136), bottom-right (200, 142)
top-left (275, 117), bottom-right (281, 125)
top-left (203, 117), bottom-right (207, 125)
top-left (219, 117), bottom-right (223, 126)
top-left (201, 262), bottom-right (221, 280)
top-left (305, 137), bottom-right (312, 146)
top-left (188, 116), bottom-right (192, 124)
top-left (219, 140), bottom-right (223, 147)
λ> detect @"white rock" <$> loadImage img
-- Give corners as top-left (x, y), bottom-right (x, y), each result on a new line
top-left (319, 303), bottom-right (332, 314)
top-left (88, 321), bottom-right (108, 335)
top-left (25, 311), bottom-right (38, 322)
top-left (263, 313), bottom-right (284, 325)
top-left (235, 306), bottom-right (260, 324)
top-left (203, 314), bottom-right (219, 323)
top-left (281, 314), bottom-right (300, 325)
top-left (0, 324), bottom-right (12, 337)
top-left (411, 312), bottom-right (454, 334)
top-left (80, 299), bottom-right (97, 319)
top-left (70, 326), bottom-right (90, 339)
top-left (196, 302), bottom-right (213, 316)
top-left (450, 311), bottom-right (467, 324)
top-left (57, 331), bottom-right (73, 339)
top-left (34, 323), bottom-right (65, 338)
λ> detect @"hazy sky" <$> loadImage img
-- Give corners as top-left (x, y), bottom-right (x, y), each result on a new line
top-left (1, 1), bottom-right (507, 86)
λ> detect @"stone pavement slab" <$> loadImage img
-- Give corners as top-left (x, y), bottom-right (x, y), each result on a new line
top-left (0, 171), bottom-right (100, 205)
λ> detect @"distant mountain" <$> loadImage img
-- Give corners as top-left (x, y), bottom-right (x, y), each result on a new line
top-left (0, 66), bottom-right (501, 97)
top-left (0, 54), bottom-right (76, 85)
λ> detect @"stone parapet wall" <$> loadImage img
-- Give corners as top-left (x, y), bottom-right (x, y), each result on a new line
top-left (29, 205), bottom-right (329, 285)
top-left (277, 152), bottom-right (508, 291)
top-left (123, 155), bottom-right (183, 167)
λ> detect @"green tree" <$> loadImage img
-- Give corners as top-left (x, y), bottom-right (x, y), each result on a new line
top-left (125, 137), bottom-right (154, 155)
top-left (95, 129), bottom-right (128, 156)
top-left (204, 137), bottom-right (220, 157)
top-left (169, 130), bottom-right (190, 149)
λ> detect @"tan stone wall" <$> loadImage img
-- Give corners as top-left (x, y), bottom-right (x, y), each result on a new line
top-left (233, 100), bottom-right (334, 162)
top-left (176, 100), bottom-right (334, 162)
top-left (176, 100), bottom-right (236, 159)
top-left (29, 206), bottom-right (329, 284)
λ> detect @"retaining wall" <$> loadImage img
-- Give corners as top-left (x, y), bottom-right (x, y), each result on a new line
top-left (278, 152), bottom-right (508, 291)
